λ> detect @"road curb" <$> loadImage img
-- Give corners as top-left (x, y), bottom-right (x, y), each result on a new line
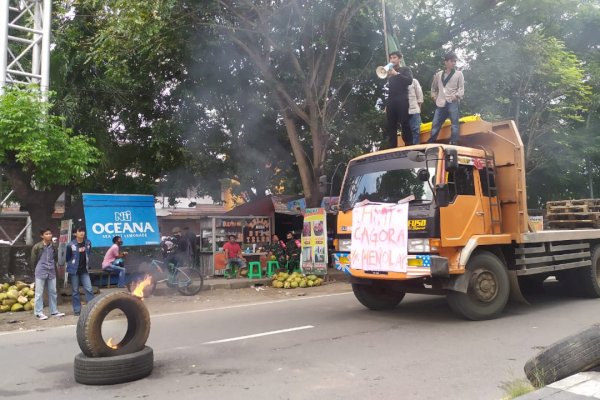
top-left (517, 372), bottom-right (600, 399)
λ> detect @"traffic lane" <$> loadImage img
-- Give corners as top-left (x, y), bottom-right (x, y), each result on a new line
top-left (144, 290), bottom-right (600, 400)
top-left (1, 288), bottom-right (599, 400)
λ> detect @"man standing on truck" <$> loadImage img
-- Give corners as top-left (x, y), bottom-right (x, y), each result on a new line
top-left (385, 51), bottom-right (414, 148)
top-left (428, 51), bottom-right (465, 145)
top-left (408, 77), bottom-right (424, 145)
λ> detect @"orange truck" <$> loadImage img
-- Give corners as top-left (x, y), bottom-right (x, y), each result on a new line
top-left (333, 117), bottom-right (600, 320)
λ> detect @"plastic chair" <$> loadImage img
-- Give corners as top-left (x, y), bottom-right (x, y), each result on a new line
top-left (224, 262), bottom-right (238, 279)
top-left (247, 261), bottom-right (262, 279)
top-left (266, 260), bottom-right (280, 277)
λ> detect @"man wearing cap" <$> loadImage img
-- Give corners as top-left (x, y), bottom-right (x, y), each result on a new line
top-left (428, 51), bottom-right (465, 145)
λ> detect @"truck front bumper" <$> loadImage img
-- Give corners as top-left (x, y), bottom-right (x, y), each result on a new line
top-left (333, 252), bottom-right (449, 279)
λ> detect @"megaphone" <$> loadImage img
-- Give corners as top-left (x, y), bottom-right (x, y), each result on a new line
top-left (376, 63), bottom-right (394, 79)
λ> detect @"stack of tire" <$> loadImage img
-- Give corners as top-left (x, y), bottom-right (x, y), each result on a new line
top-left (524, 324), bottom-right (600, 387)
top-left (74, 291), bottom-right (153, 385)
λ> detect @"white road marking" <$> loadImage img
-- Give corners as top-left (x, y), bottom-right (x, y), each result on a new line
top-left (203, 325), bottom-right (315, 344)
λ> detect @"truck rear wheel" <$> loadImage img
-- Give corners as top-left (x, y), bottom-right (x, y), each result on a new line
top-left (578, 244), bottom-right (600, 297)
top-left (447, 251), bottom-right (509, 320)
top-left (352, 283), bottom-right (406, 310)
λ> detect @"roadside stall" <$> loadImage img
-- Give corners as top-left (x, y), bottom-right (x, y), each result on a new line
top-left (199, 216), bottom-right (272, 276)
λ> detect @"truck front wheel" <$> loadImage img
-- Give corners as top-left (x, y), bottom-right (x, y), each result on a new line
top-left (352, 283), bottom-right (406, 310)
top-left (446, 251), bottom-right (509, 320)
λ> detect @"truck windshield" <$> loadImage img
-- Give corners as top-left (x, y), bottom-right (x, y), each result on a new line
top-left (339, 152), bottom-right (435, 211)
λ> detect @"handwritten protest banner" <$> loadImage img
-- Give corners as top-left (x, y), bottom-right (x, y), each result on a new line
top-left (351, 201), bottom-right (409, 273)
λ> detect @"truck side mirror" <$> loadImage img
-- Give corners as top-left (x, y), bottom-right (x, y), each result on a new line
top-left (435, 184), bottom-right (450, 207)
top-left (445, 149), bottom-right (458, 172)
top-left (318, 175), bottom-right (328, 195)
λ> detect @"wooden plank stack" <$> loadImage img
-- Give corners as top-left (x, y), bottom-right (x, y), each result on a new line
top-left (546, 199), bottom-right (600, 229)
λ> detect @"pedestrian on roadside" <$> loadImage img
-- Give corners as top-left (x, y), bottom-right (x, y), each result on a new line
top-left (182, 226), bottom-right (197, 266)
top-left (428, 51), bottom-right (465, 145)
top-left (101, 236), bottom-right (128, 288)
top-left (163, 227), bottom-right (189, 268)
top-left (65, 226), bottom-right (94, 316)
top-left (31, 228), bottom-right (65, 320)
top-left (408, 77), bottom-right (424, 145)
top-left (385, 51), bottom-right (414, 148)
top-left (285, 231), bottom-right (300, 274)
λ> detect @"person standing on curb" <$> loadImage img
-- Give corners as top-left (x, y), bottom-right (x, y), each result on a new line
top-left (408, 77), bottom-right (424, 145)
top-left (428, 51), bottom-right (465, 145)
top-left (66, 226), bottom-right (94, 316)
top-left (31, 228), bottom-right (65, 320)
top-left (101, 236), bottom-right (128, 288)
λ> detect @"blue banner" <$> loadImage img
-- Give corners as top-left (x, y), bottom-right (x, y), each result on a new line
top-left (82, 194), bottom-right (160, 247)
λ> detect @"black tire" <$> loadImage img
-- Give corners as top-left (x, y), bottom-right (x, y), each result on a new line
top-left (126, 275), bottom-right (157, 298)
top-left (446, 251), bottom-right (509, 320)
top-left (74, 346), bottom-right (153, 385)
top-left (175, 267), bottom-right (203, 296)
top-left (524, 324), bottom-right (600, 387)
top-left (352, 282), bottom-right (406, 310)
top-left (576, 244), bottom-right (600, 297)
top-left (77, 291), bottom-right (151, 357)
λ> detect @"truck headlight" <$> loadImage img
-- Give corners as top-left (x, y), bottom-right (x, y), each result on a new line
top-left (339, 239), bottom-right (351, 252)
top-left (408, 239), bottom-right (430, 253)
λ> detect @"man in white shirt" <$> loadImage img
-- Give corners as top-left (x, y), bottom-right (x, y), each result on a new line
top-left (428, 52), bottom-right (465, 145)
top-left (408, 78), bottom-right (424, 145)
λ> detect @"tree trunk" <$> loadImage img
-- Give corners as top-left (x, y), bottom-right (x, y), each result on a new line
top-left (2, 166), bottom-right (64, 237)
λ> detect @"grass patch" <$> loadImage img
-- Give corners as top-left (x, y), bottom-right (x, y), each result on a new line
top-left (500, 378), bottom-right (535, 399)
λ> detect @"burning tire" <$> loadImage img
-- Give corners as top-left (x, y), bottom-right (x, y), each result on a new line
top-left (74, 346), bottom-right (153, 385)
top-left (524, 324), bottom-right (600, 386)
top-left (352, 282), bottom-right (406, 310)
top-left (446, 251), bottom-right (509, 320)
top-left (127, 274), bottom-right (157, 297)
top-left (77, 291), bottom-right (151, 357)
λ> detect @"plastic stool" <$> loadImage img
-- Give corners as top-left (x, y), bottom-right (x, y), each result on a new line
top-left (224, 262), bottom-right (238, 279)
top-left (266, 260), bottom-right (280, 277)
top-left (247, 261), bottom-right (262, 279)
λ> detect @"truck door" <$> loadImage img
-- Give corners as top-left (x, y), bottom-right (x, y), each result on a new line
top-left (440, 164), bottom-right (485, 246)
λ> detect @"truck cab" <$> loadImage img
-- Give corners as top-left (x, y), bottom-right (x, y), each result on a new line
top-left (333, 118), bottom-right (586, 320)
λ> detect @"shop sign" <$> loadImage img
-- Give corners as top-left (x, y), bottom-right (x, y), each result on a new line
top-left (82, 194), bottom-right (160, 247)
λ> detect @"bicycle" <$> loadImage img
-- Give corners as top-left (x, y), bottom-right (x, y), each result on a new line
top-left (127, 259), bottom-right (204, 297)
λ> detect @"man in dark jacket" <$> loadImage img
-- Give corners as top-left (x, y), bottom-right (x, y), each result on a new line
top-left (65, 226), bottom-right (94, 316)
top-left (285, 231), bottom-right (300, 274)
top-left (31, 228), bottom-right (65, 320)
top-left (385, 51), bottom-right (414, 148)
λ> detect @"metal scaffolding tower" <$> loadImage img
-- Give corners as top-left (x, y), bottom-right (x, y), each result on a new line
top-left (0, 0), bottom-right (52, 244)
top-left (0, 0), bottom-right (52, 94)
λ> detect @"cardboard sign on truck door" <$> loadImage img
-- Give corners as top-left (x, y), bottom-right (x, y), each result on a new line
top-left (82, 194), bottom-right (160, 247)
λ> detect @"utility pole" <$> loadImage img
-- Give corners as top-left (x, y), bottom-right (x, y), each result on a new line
top-left (0, 0), bottom-right (52, 97)
top-left (0, 0), bottom-right (52, 245)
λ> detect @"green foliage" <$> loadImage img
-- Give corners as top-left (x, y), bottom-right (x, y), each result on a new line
top-left (0, 87), bottom-right (100, 188)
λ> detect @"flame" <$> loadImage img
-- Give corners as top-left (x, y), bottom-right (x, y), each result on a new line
top-left (131, 274), bottom-right (153, 299)
top-left (106, 337), bottom-right (118, 349)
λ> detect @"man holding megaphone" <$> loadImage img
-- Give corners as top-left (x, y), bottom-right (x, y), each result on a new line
top-left (383, 51), bottom-right (413, 149)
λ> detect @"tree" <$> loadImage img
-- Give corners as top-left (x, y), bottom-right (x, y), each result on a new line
top-left (215, 0), bottom-right (375, 207)
top-left (0, 87), bottom-right (100, 235)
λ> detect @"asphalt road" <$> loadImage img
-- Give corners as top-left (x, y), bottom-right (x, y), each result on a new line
top-left (1, 283), bottom-right (600, 400)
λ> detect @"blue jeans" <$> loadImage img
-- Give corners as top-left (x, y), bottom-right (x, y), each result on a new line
top-left (409, 113), bottom-right (422, 145)
top-left (429, 101), bottom-right (460, 143)
top-left (34, 277), bottom-right (58, 315)
top-left (70, 272), bottom-right (94, 314)
top-left (227, 258), bottom-right (247, 269)
top-left (103, 262), bottom-right (126, 287)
